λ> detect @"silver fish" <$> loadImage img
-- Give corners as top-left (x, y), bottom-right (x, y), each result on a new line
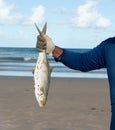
top-left (34, 22), bottom-right (53, 107)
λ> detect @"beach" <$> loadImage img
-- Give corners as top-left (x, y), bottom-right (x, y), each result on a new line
top-left (0, 76), bottom-right (111, 130)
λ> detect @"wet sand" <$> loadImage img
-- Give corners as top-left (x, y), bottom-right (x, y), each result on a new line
top-left (0, 77), bottom-right (111, 130)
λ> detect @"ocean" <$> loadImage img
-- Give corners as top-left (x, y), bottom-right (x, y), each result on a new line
top-left (0, 47), bottom-right (107, 78)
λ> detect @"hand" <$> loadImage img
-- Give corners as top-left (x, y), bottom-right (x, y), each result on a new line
top-left (36, 34), bottom-right (55, 56)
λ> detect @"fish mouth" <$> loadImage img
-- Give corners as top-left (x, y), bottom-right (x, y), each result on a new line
top-left (39, 95), bottom-right (47, 107)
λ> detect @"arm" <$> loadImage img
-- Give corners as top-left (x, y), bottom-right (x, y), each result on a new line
top-left (52, 46), bottom-right (82, 71)
top-left (52, 46), bottom-right (63, 58)
top-left (52, 42), bottom-right (106, 72)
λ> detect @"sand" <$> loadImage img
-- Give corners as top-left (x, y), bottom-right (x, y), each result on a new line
top-left (0, 76), bottom-right (111, 130)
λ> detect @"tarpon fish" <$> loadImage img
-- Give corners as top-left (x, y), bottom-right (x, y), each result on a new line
top-left (34, 22), bottom-right (53, 107)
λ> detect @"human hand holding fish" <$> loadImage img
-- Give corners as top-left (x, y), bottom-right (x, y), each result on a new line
top-left (34, 22), bottom-right (53, 107)
top-left (36, 24), bottom-right (55, 56)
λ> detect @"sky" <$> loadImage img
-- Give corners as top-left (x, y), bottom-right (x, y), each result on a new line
top-left (0, 0), bottom-right (115, 48)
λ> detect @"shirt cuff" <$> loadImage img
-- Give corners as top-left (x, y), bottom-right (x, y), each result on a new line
top-left (54, 55), bottom-right (62, 62)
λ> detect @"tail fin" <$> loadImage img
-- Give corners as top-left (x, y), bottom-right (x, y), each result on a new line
top-left (42, 22), bottom-right (47, 35)
top-left (34, 22), bottom-right (47, 35)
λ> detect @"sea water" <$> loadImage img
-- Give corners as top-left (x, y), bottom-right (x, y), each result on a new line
top-left (0, 47), bottom-right (107, 78)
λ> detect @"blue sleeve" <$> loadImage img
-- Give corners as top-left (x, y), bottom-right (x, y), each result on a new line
top-left (55, 42), bottom-right (106, 72)
top-left (103, 37), bottom-right (115, 130)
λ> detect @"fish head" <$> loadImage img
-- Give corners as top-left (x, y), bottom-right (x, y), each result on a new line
top-left (34, 85), bottom-right (48, 107)
top-left (38, 94), bottom-right (47, 107)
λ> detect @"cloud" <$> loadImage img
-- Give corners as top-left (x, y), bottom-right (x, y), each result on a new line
top-left (0, 0), bottom-right (45, 25)
top-left (0, 0), bottom-right (16, 24)
top-left (72, 0), bottom-right (111, 28)
top-left (23, 5), bottom-right (45, 25)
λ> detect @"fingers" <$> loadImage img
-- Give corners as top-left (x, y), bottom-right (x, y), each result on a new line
top-left (36, 35), bottom-right (47, 52)
top-left (36, 41), bottom-right (46, 48)
top-left (37, 35), bottom-right (45, 42)
top-left (36, 41), bottom-right (46, 51)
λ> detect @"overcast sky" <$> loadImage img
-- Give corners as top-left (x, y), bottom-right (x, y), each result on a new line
top-left (0, 0), bottom-right (115, 48)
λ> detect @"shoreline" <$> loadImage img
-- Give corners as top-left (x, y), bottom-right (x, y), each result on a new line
top-left (0, 76), bottom-right (110, 130)
top-left (0, 74), bottom-right (108, 79)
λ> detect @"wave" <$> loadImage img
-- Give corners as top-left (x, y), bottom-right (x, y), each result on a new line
top-left (0, 47), bottom-right (107, 78)
top-left (24, 57), bottom-right (33, 61)
top-left (0, 57), bottom-right (36, 62)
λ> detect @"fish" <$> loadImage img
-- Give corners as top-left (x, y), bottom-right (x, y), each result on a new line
top-left (33, 22), bottom-right (53, 107)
